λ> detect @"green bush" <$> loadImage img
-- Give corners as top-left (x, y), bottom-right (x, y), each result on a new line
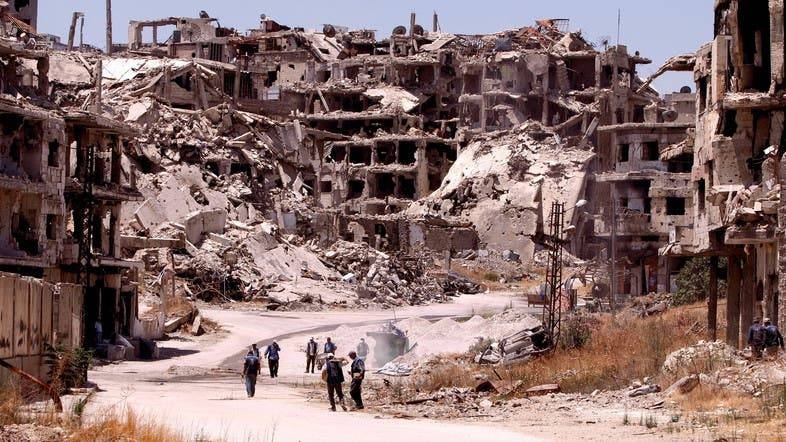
top-left (673, 257), bottom-right (727, 306)
top-left (44, 344), bottom-right (93, 392)
top-left (559, 314), bottom-right (598, 350)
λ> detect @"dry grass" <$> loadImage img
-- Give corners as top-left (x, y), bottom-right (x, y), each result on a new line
top-left (70, 410), bottom-right (184, 442)
top-left (0, 381), bottom-right (184, 442)
top-left (406, 303), bottom-right (708, 395)
top-left (0, 383), bottom-right (23, 426)
top-left (673, 384), bottom-right (786, 441)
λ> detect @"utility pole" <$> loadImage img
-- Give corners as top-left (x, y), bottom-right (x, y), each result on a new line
top-left (542, 201), bottom-right (565, 348)
top-left (105, 0), bottom-right (113, 55)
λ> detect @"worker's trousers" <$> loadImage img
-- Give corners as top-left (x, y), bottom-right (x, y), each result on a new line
top-left (350, 378), bottom-right (363, 408)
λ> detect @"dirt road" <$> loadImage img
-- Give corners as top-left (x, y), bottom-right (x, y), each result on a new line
top-left (88, 294), bottom-right (539, 441)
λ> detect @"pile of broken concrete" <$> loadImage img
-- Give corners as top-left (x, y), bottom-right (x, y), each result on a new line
top-left (322, 240), bottom-right (446, 306)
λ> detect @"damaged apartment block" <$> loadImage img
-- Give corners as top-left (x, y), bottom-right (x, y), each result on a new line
top-left (0, 17), bottom-right (142, 379)
top-left (671, 0), bottom-right (786, 347)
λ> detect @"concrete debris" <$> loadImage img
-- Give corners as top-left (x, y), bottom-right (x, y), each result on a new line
top-left (475, 325), bottom-right (549, 364)
top-left (0, 424), bottom-right (68, 442)
top-left (628, 384), bottom-right (661, 397)
top-left (661, 341), bottom-right (746, 378)
top-left (663, 375), bottom-right (700, 396)
top-left (321, 240), bottom-right (446, 306)
top-left (443, 271), bottom-right (484, 296)
top-left (525, 384), bottom-right (561, 396)
top-left (376, 362), bottom-right (414, 377)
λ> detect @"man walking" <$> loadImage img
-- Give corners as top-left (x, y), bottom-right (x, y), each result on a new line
top-left (356, 338), bottom-right (369, 360)
top-left (242, 350), bottom-right (261, 398)
top-left (324, 337), bottom-right (337, 355)
top-left (348, 351), bottom-right (365, 410)
top-left (764, 318), bottom-right (784, 358)
top-left (305, 337), bottom-right (318, 373)
top-left (748, 318), bottom-right (767, 359)
top-left (322, 354), bottom-right (347, 411)
top-left (250, 343), bottom-right (260, 358)
top-left (265, 341), bottom-right (281, 378)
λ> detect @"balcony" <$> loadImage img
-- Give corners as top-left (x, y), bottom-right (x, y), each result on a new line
top-left (593, 210), bottom-right (659, 237)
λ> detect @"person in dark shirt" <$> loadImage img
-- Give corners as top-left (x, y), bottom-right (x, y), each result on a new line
top-left (764, 317), bottom-right (785, 358)
top-left (748, 318), bottom-right (766, 359)
top-left (324, 337), bottom-right (337, 354)
top-left (264, 341), bottom-right (281, 378)
top-left (322, 354), bottom-right (346, 411)
top-left (305, 337), bottom-right (318, 374)
top-left (348, 351), bottom-right (365, 410)
top-left (242, 351), bottom-right (261, 398)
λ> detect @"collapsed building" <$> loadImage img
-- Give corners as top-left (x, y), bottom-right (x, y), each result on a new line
top-left (667, 0), bottom-right (786, 347)
top-left (0, 6), bottom-right (144, 379)
top-left (1, 3), bottom-right (727, 377)
top-left (56, 13), bottom-right (703, 303)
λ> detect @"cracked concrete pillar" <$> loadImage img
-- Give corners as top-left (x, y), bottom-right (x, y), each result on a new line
top-left (740, 246), bottom-right (756, 349)
top-left (727, 254), bottom-right (741, 348)
top-left (708, 255), bottom-right (718, 341)
top-left (778, 152), bottom-right (786, 327)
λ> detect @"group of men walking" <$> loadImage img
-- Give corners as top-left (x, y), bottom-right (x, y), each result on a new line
top-left (241, 336), bottom-right (370, 412)
top-left (747, 317), bottom-right (784, 359)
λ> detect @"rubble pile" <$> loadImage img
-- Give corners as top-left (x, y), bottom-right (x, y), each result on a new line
top-left (408, 122), bottom-right (595, 259)
top-left (662, 341), bottom-right (786, 396)
top-left (322, 240), bottom-right (446, 306)
top-left (661, 340), bottom-right (746, 380)
top-left (393, 310), bottom-right (541, 364)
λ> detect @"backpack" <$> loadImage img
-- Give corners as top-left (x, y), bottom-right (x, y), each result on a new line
top-left (245, 355), bottom-right (260, 373)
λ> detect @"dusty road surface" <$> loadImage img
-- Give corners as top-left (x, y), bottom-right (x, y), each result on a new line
top-left (88, 294), bottom-right (540, 441)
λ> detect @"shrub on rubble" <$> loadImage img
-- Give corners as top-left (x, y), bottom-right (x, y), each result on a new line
top-left (558, 314), bottom-right (597, 350)
top-left (673, 257), bottom-right (727, 306)
top-left (44, 344), bottom-right (92, 393)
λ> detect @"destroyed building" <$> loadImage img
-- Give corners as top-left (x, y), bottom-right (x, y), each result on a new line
top-left (0, 8), bottom-right (143, 379)
top-left (108, 13), bottom-right (711, 289)
top-left (2, 3), bottom-right (739, 378)
top-left (668, 0), bottom-right (786, 347)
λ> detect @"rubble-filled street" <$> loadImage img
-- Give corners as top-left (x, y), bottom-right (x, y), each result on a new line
top-left (4, 1), bottom-right (786, 441)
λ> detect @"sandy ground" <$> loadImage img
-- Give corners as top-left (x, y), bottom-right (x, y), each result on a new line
top-left (87, 292), bottom-right (700, 441)
top-left (88, 294), bottom-right (540, 441)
